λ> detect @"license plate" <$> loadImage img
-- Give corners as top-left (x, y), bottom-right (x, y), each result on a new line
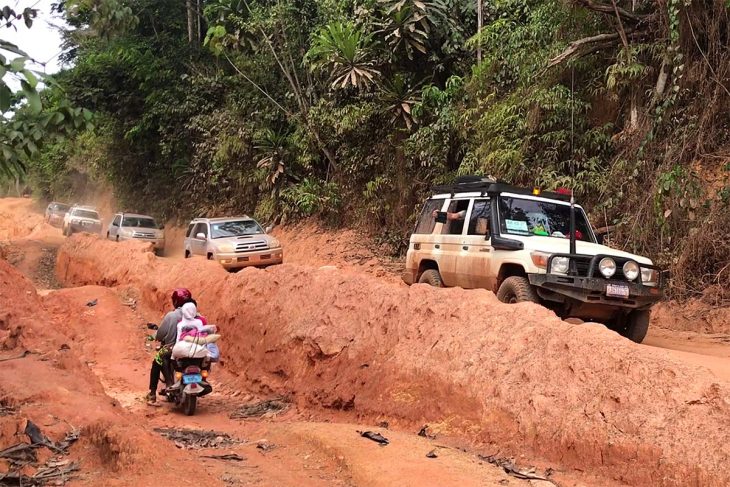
top-left (606, 284), bottom-right (630, 298)
top-left (183, 374), bottom-right (202, 384)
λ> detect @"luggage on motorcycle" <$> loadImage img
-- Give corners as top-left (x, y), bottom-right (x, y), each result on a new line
top-left (206, 342), bottom-right (220, 362)
top-left (182, 334), bottom-right (220, 345)
top-left (172, 340), bottom-right (209, 359)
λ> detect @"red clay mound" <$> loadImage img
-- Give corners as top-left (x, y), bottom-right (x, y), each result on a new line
top-left (0, 198), bottom-right (53, 240)
top-left (0, 258), bottom-right (222, 486)
top-left (57, 234), bottom-right (730, 486)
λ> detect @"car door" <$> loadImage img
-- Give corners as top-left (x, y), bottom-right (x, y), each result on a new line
top-left (191, 223), bottom-right (208, 255)
top-left (109, 215), bottom-right (121, 239)
top-left (434, 198), bottom-right (471, 286)
top-left (458, 199), bottom-right (494, 289)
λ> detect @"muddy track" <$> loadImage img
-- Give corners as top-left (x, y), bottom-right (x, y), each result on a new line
top-left (0, 199), bottom-right (550, 487)
top-left (53, 232), bottom-right (730, 486)
top-left (3, 197), bottom-right (730, 486)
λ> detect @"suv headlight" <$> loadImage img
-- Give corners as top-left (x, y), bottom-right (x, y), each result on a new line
top-left (550, 256), bottom-right (570, 275)
top-left (623, 261), bottom-right (640, 281)
top-left (599, 257), bottom-right (616, 278)
top-left (217, 243), bottom-right (234, 253)
top-left (269, 237), bottom-right (281, 248)
top-left (641, 267), bottom-right (659, 286)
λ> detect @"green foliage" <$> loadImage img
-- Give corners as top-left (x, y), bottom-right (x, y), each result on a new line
top-left (307, 22), bottom-right (380, 90)
top-left (280, 177), bottom-right (342, 219)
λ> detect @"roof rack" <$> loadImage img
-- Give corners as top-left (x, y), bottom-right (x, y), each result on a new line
top-left (432, 175), bottom-right (572, 202)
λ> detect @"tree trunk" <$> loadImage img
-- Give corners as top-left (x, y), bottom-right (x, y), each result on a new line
top-left (186, 0), bottom-right (194, 44)
top-left (476, 0), bottom-right (483, 65)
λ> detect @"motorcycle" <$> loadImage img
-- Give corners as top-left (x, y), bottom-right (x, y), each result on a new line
top-left (147, 323), bottom-right (213, 416)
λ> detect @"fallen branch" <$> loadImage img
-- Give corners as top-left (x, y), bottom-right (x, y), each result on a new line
top-left (478, 454), bottom-right (556, 484)
top-left (201, 453), bottom-right (245, 461)
top-left (546, 32), bottom-right (622, 68)
top-left (576, 0), bottom-right (644, 23)
top-left (0, 351), bottom-right (30, 363)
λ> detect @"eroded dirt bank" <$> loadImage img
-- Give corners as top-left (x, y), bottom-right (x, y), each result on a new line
top-left (57, 234), bottom-right (730, 486)
top-left (0, 259), bottom-right (224, 486)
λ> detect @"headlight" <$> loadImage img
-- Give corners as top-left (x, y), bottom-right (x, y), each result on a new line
top-left (550, 256), bottom-right (570, 274)
top-left (269, 237), bottom-right (281, 248)
top-left (623, 261), bottom-right (640, 281)
top-left (71, 219), bottom-right (81, 224)
top-left (217, 243), bottom-right (234, 253)
top-left (599, 257), bottom-right (616, 278)
top-left (641, 267), bottom-right (659, 286)
top-left (530, 251), bottom-right (549, 269)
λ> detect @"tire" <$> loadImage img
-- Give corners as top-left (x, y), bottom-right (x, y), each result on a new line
top-left (182, 394), bottom-right (197, 416)
top-left (418, 269), bottom-right (444, 287)
top-left (620, 310), bottom-right (650, 344)
top-left (207, 253), bottom-right (213, 260)
top-left (184, 250), bottom-right (190, 259)
top-left (496, 276), bottom-right (540, 304)
top-left (106, 232), bottom-right (110, 240)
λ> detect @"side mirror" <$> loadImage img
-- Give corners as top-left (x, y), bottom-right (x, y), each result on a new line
top-left (595, 233), bottom-right (605, 245)
top-left (157, 223), bottom-right (164, 230)
top-left (196, 232), bottom-right (206, 240)
top-left (265, 225), bottom-right (273, 234)
top-left (112, 222), bottom-right (118, 227)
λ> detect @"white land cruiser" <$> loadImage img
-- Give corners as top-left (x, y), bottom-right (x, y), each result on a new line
top-left (402, 177), bottom-right (665, 343)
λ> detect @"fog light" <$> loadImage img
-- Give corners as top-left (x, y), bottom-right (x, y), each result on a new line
top-left (599, 257), bottom-right (616, 278)
top-left (175, 372), bottom-right (182, 380)
top-left (623, 260), bottom-right (640, 281)
top-left (201, 370), bottom-right (208, 378)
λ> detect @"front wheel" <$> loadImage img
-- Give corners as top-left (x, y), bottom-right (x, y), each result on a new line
top-left (418, 269), bottom-right (444, 287)
top-left (182, 394), bottom-right (197, 416)
top-left (496, 276), bottom-right (540, 304)
top-left (618, 310), bottom-right (650, 344)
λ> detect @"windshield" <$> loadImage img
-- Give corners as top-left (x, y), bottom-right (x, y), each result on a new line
top-left (498, 196), bottom-right (594, 242)
top-left (74, 210), bottom-right (99, 220)
top-left (122, 216), bottom-right (157, 228)
top-left (53, 204), bottom-right (69, 211)
top-left (211, 220), bottom-right (263, 239)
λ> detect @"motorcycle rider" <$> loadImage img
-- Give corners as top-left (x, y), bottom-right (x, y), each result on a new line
top-left (146, 288), bottom-right (195, 404)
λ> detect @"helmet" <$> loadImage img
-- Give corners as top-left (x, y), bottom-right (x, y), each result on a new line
top-left (171, 288), bottom-right (193, 308)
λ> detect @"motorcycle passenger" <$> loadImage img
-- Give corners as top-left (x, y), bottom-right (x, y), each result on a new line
top-left (146, 288), bottom-right (195, 404)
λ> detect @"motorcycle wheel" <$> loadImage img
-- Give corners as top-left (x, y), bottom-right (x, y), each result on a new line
top-left (182, 393), bottom-right (197, 416)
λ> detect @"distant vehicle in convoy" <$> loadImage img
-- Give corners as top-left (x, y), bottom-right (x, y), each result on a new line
top-left (62, 205), bottom-right (102, 236)
top-left (44, 202), bottom-right (70, 227)
top-left (403, 176), bottom-right (665, 343)
top-left (107, 212), bottom-right (165, 254)
top-left (183, 216), bottom-right (283, 271)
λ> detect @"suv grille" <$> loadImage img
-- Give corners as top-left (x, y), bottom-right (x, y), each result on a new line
top-left (572, 256), bottom-right (627, 281)
top-left (133, 231), bottom-right (156, 239)
top-left (235, 240), bottom-right (268, 253)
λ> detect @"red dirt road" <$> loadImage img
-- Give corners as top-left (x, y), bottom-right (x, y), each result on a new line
top-left (2, 197), bottom-right (730, 486)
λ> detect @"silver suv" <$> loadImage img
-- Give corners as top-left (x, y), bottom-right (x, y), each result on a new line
top-left (45, 202), bottom-right (70, 227)
top-left (62, 205), bottom-right (102, 236)
top-left (183, 216), bottom-right (283, 270)
top-left (107, 213), bottom-right (165, 254)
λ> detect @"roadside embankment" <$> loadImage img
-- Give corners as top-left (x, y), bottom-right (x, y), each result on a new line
top-left (56, 234), bottom-right (730, 486)
top-left (0, 257), bottom-right (222, 485)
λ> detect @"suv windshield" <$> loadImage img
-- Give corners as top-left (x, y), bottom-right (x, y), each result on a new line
top-left (53, 204), bottom-right (69, 211)
top-left (498, 196), bottom-right (593, 242)
top-left (211, 220), bottom-right (263, 239)
top-left (74, 210), bottom-right (99, 220)
top-left (122, 216), bottom-right (157, 228)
